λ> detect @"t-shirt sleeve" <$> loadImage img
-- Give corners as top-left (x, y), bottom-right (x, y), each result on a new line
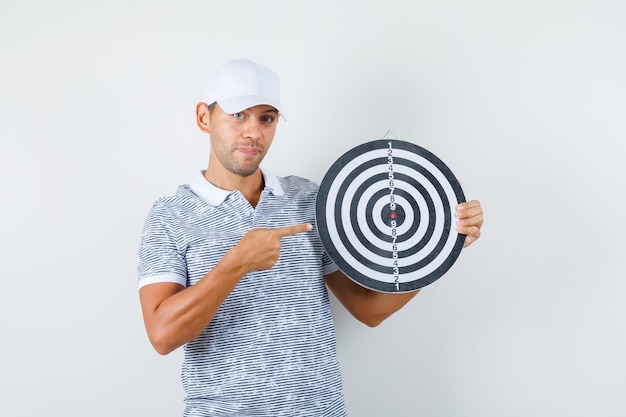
top-left (137, 200), bottom-right (188, 289)
top-left (322, 252), bottom-right (339, 275)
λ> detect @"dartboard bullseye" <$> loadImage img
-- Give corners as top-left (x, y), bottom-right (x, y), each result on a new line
top-left (315, 139), bottom-right (466, 293)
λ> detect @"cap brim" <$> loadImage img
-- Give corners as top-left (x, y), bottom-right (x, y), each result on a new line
top-left (217, 95), bottom-right (286, 121)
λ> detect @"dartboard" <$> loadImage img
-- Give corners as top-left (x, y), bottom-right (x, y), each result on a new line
top-left (316, 139), bottom-right (466, 293)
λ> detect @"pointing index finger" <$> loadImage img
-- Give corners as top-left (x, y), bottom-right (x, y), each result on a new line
top-left (273, 223), bottom-right (313, 238)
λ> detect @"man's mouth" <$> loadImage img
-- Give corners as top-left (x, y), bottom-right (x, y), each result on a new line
top-left (237, 147), bottom-right (261, 156)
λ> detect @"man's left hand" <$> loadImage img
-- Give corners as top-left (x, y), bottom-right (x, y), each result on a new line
top-left (455, 200), bottom-right (484, 248)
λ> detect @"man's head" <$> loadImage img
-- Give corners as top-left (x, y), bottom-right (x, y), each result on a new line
top-left (197, 59), bottom-right (283, 182)
top-left (204, 59), bottom-right (285, 120)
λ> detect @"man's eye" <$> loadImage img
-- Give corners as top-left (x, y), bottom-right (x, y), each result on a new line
top-left (233, 113), bottom-right (244, 119)
top-left (263, 116), bottom-right (275, 123)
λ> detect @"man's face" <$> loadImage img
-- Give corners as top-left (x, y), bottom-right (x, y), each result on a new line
top-left (207, 104), bottom-right (279, 177)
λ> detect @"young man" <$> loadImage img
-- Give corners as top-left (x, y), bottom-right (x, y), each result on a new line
top-left (137, 59), bottom-right (484, 416)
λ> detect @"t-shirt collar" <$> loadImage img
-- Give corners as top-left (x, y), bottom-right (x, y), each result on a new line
top-left (189, 167), bottom-right (284, 207)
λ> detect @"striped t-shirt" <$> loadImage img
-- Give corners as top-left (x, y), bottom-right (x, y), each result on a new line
top-left (138, 170), bottom-right (346, 416)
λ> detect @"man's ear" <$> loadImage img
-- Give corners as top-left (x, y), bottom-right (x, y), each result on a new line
top-left (196, 102), bottom-right (211, 133)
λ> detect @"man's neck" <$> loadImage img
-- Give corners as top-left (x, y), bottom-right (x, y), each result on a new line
top-left (203, 168), bottom-right (264, 208)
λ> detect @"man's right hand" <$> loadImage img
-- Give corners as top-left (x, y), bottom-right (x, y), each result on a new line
top-left (229, 223), bottom-right (313, 271)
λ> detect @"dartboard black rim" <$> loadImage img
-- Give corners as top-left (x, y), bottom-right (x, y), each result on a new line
top-left (315, 139), bottom-right (466, 293)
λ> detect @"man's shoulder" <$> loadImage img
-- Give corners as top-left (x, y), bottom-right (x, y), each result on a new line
top-left (278, 175), bottom-right (319, 195)
top-left (147, 184), bottom-right (204, 215)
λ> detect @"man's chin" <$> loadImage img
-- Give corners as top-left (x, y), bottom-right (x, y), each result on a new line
top-left (232, 165), bottom-right (261, 177)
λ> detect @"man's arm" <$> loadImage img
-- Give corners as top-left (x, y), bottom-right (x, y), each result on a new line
top-left (139, 260), bottom-right (248, 355)
top-left (139, 224), bottom-right (313, 355)
top-left (324, 270), bottom-right (419, 327)
top-left (325, 200), bottom-right (483, 326)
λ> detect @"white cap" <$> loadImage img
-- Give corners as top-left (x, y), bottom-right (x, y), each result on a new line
top-left (204, 59), bottom-right (286, 120)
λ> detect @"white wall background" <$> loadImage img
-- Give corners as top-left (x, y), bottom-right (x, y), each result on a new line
top-left (1, 1), bottom-right (624, 416)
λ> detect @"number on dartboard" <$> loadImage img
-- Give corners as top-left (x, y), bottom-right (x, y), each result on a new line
top-left (388, 141), bottom-right (400, 290)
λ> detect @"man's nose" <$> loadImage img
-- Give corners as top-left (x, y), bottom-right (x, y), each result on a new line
top-left (243, 118), bottom-right (262, 140)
